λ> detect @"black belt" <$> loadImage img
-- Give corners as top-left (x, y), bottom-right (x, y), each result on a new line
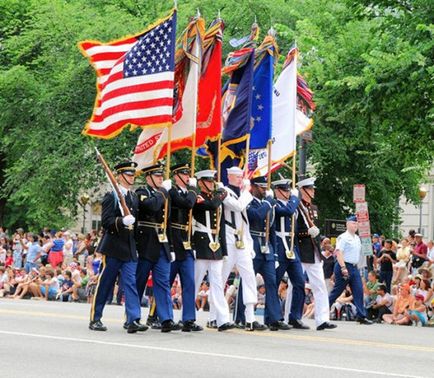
top-left (345, 262), bottom-right (358, 268)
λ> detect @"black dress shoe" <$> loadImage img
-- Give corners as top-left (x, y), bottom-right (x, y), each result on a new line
top-left (146, 317), bottom-right (162, 329)
top-left (127, 320), bottom-right (149, 333)
top-left (268, 321), bottom-right (291, 331)
top-left (206, 320), bottom-right (217, 329)
top-left (89, 320), bottom-right (107, 331)
top-left (245, 321), bottom-right (268, 331)
top-left (357, 317), bottom-right (373, 325)
top-left (234, 322), bottom-right (245, 329)
top-left (161, 320), bottom-right (182, 333)
top-left (123, 321), bottom-right (128, 330)
top-left (316, 322), bottom-right (337, 331)
top-left (288, 319), bottom-right (310, 330)
top-left (217, 322), bottom-right (235, 332)
top-left (182, 320), bottom-right (203, 332)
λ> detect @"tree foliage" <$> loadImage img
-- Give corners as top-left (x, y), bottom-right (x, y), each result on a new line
top-left (0, 0), bottom-right (432, 233)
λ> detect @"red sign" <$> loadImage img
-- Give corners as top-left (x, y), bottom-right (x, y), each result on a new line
top-left (358, 220), bottom-right (371, 238)
top-left (356, 202), bottom-right (369, 221)
top-left (353, 184), bottom-right (366, 203)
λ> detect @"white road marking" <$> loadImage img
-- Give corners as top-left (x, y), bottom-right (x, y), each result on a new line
top-left (0, 330), bottom-right (426, 378)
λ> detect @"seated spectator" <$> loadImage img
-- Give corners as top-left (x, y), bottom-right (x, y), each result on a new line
top-left (330, 285), bottom-right (356, 321)
top-left (383, 285), bottom-right (415, 325)
top-left (407, 293), bottom-right (428, 326)
top-left (196, 281), bottom-right (209, 312)
top-left (303, 284), bottom-right (315, 319)
top-left (278, 278), bottom-right (288, 314)
top-left (0, 244), bottom-right (6, 265)
top-left (0, 266), bottom-right (8, 297)
top-left (86, 268), bottom-right (99, 304)
top-left (412, 275), bottom-right (433, 306)
top-left (40, 270), bottom-right (60, 300)
top-left (363, 271), bottom-right (379, 307)
top-left (256, 285), bottom-right (266, 310)
top-left (5, 250), bottom-right (13, 268)
top-left (171, 281), bottom-right (182, 310)
top-left (58, 270), bottom-right (74, 302)
top-left (72, 268), bottom-right (89, 302)
top-left (12, 269), bottom-right (39, 300)
top-left (368, 284), bottom-right (393, 322)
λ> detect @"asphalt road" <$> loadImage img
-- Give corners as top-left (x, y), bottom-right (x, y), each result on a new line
top-left (0, 299), bottom-right (433, 378)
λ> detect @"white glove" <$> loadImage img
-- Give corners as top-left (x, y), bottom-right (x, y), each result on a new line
top-left (242, 179), bottom-right (250, 187)
top-left (222, 255), bottom-right (228, 262)
top-left (216, 182), bottom-right (224, 189)
top-left (161, 179), bottom-right (172, 191)
top-left (122, 215), bottom-right (135, 226)
top-left (170, 252), bottom-right (176, 262)
top-left (291, 188), bottom-right (299, 197)
top-left (250, 250), bottom-right (256, 259)
top-left (266, 189), bottom-right (274, 198)
top-left (275, 261), bottom-right (280, 269)
top-left (308, 226), bottom-right (320, 238)
top-left (192, 250), bottom-right (197, 259)
top-left (189, 177), bottom-right (197, 188)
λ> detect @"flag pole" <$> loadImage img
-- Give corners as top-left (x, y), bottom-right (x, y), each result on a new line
top-left (288, 46), bottom-right (298, 259)
top-left (186, 18), bottom-right (202, 249)
top-left (264, 139), bottom-right (272, 248)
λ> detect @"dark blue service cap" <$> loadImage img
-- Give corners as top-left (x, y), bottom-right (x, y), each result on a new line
top-left (171, 163), bottom-right (191, 175)
top-left (114, 161), bottom-right (138, 175)
top-left (346, 215), bottom-right (357, 222)
top-left (250, 176), bottom-right (268, 187)
top-left (141, 162), bottom-right (165, 176)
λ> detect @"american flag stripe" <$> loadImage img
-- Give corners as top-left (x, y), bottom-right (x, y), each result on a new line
top-left (79, 10), bottom-right (176, 138)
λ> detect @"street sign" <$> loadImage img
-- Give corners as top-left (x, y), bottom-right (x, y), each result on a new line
top-left (357, 220), bottom-right (371, 238)
top-left (361, 236), bottom-right (373, 256)
top-left (324, 219), bottom-right (347, 237)
top-left (353, 184), bottom-right (366, 203)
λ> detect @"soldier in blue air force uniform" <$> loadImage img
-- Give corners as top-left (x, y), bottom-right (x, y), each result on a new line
top-left (90, 161), bottom-right (147, 334)
top-left (135, 163), bottom-right (181, 333)
top-left (273, 179), bottom-right (310, 330)
top-left (168, 163), bottom-right (203, 332)
top-left (235, 176), bottom-right (291, 331)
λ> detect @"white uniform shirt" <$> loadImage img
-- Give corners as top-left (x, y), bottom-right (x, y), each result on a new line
top-left (223, 186), bottom-right (253, 248)
top-left (336, 231), bottom-right (361, 264)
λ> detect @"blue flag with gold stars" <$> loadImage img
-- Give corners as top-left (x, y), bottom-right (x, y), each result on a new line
top-left (250, 49), bottom-right (274, 149)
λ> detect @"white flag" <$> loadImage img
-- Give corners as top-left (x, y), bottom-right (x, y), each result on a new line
top-left (271, 50), bottom-right (298, 164)
top-left (132, 126), bottom-right (165, 170)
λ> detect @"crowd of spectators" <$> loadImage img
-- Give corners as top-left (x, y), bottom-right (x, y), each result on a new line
top-left (1, 225), bottom-right (433, 327)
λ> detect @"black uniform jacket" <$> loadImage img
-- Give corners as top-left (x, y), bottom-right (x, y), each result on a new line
top-left (192, 190), bottom-right (227, 260)
top-left (135, 185), bottom-right (171, 263)
top-left (169, 185), bottom-right (197, 260)
top-left (296, 202), bottom-right (321, 264)
top-left (96, 191), bottom-right (138, 262)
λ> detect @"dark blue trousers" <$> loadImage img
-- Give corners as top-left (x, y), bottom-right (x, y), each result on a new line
top-left (276, 260), bottom-right (305, 321)
top-left (170, 251), bottom-right (196, 322)
top-left (91, 256), bottom-right (141, 324)
top-left (380, 270), bottom-right (393, 293)
top-left (235, 258), bottom-right (282, 324)
top-left (329, 262), bottom-right (366, 318)
top-left (136, 248), bottom-right (173, 323)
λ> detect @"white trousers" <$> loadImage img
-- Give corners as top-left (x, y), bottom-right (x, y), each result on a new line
top-left (302, 262), bottom-right (330, 326)
top-left (284, 262), bottom-right (330, 326)
top-left (210, 244), bottom-right (258, 323)
top-left (195, 259), bottom-right (230, 327)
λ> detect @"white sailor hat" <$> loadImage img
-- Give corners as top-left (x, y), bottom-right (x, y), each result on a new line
top-left (195, 170), bottom-right (217, 180)
top-left (296, 177), bottom-right (316, 189)
top-left (272, 179), bottom-right (291, 190)
top-left (226, 166), bottom-right (244, 175)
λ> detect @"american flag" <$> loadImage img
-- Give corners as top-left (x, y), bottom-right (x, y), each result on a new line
top-left (79, 11), bottom-right (177, 138)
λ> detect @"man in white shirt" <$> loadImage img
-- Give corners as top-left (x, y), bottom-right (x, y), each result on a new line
top-left (328, 215), bottom-right (372, 324)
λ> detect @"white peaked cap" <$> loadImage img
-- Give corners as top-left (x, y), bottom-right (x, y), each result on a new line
top-left (226, 166), bottom-right (243, 175)
top-left (296, 177), bottom-right (316, 188)
top-left (195, 170), bottom-right (217, 179)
